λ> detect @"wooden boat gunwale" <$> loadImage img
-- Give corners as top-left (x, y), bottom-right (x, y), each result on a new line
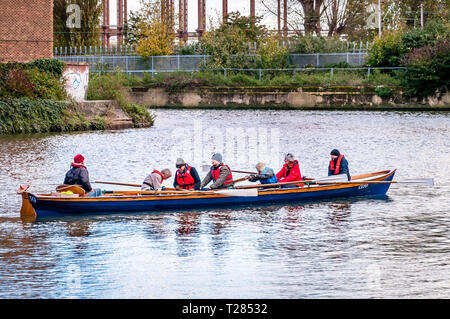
top-left (20, 169), bottom-right (396, 218)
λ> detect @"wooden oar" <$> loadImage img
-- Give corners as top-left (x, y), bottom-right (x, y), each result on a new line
top-left (311, 179), bottom-right (434, 186)
top-left (94, 181), bottom-right (178, 191)
top-left (236, 177), bottom-right (434, 189)
top-left (232, 170), bottom-right (258, 175)
top-left (95, 181), bottom-right (141, 187)
top-left (105, 188), bottom-right (257, 197)
top-left (236, 174), bottom-right (349, 189)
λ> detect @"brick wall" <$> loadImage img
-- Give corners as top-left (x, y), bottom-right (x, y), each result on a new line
top-left (0, 0), bottom-right (53, 63)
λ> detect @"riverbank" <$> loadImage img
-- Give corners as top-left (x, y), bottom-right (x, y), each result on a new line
top-left (129, 86), bottom-right (450, 111)
top-left (0, 98), bottom-right (154, 135)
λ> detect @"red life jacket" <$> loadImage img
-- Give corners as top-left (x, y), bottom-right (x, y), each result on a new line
top-left (176, 165), bottom-right (196, 189)
top-left (329, 155), bottom-right (344, 175)
top-left (211, 164), bottom-right (233, 186)
top-left (152, 170), bottom-right (165, 181)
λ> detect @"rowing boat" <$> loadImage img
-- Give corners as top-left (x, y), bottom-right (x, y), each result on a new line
top-left (19, 170), bottom-right (396, 218)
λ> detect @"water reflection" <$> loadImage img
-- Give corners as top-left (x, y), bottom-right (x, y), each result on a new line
top-left (1, 110), bottom-right (449, 298)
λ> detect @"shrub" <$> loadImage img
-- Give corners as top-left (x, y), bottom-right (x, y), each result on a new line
top-left (289, 35), bottom-right (347, 53)
top-left (87, 72), bottom-right (155, 127)
top-left (0, 98), bottom-right (98, 134)
top-left (0, 60), bottom-right (66, 100)
top-left (365, 31), bottom-right (406, 67)
top-left (400, 38), bottom-right (450, 97)
top-left (375, 86), bottom-right (393, 98)
top-left (27, 58), bottom-right (65, 77)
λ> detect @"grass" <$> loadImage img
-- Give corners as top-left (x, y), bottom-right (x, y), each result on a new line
top-left (114, 68), bottom-right (403, 90)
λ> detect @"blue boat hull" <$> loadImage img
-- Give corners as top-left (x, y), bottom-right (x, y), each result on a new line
top-left (27, 171), bottom-right (395, 218)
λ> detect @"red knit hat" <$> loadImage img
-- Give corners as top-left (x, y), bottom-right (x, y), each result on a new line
top-left (74, 154), bottom-right (85, 164)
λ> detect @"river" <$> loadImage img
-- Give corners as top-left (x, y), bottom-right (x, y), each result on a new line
top-left (0, 109), bottom-right (449, 298)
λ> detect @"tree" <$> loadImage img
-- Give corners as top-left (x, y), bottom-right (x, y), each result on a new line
top-left (200, 12), bottom-right (268, 69)
top-left (53, 0), bottom-right (102, 48)
top-left (323, 0), bottom-right (369, 37)
top-left (382, 0), bottom-right (450, 30)
top-left (134, 0), bottom-right (177, 57)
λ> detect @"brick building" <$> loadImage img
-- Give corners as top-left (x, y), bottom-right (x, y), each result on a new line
top-left (0, 0), bottom-right (53, 63)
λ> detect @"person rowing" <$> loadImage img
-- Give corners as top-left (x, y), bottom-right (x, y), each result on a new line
top-left (141, 168), bottom-right (172, 191)
top-left (63, 154), bottom-right (101, 197)
top-left (173, 158), bottom-right (201, 190)
top-left (328, 149), bottom-right (351, 181)
top-left (276, 153), bottom-right (303, 188)
top-left (247, 162), bottom-right (278, 185)
top-left (200, 153), bottom-right (234, 190)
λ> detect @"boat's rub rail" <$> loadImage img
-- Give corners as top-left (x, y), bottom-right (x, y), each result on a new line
top-left (30, 170), bottom-right (396, 200)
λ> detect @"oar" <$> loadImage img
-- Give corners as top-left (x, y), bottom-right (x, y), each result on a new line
top-left (235, 174), bottom-right (346, 189)
top-left (94, 181), bottom-right (178, 191)
top-left (95, 181), bottom-right (141, 187)
top-left (232, 170), bottom-right (258, 175)
top-left (236, 177), bottom-right (434, 189)
top-left (105, 188), bottom-right (257, 197)
top-left (311, 179), bottom-right (434, 186)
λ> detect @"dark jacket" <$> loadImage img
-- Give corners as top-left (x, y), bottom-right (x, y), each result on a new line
top-left (64, 166), bottom-right (92, 192)
top-left (328, 156), bottom-right (350, 181)
top-left (200, 164), bottom-right (232, 189)
top-left (173, 166), bottom-right (201, 190)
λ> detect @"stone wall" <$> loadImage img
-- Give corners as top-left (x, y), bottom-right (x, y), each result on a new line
top-left (128, 87), bottom-right (450, 109)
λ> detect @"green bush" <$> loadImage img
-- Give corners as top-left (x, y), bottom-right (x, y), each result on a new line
top-left (87, 72), bottom-right (155, 127)
top-left (0, 60), bottom-right (66, 100)
top-left (366, 20), bottom-right (450, 67)
top-left (27, 58), bottom-right (65, 77)
top-left (400, 38), bottom-right (450, 97)
top-left (374, 86), bottom-right (393, 98)
top-left (0, 98), bottom-right (98, 134)
top-left (289, 35), bottom-right (347, 53)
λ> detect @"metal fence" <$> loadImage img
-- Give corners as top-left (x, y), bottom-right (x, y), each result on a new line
top-left (53, 41), bottom-right (373, 57)
top-left (84, 67), bottom-right (406, 83)
top-left (55, 52), bottom-right (368, 72)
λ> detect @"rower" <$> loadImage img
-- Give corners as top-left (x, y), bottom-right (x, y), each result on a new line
top-left (173, 158), bottom-right (201, 190)
top-left (200, 153), bottom-right (234, 190)
top-left (63, 154), bottom-right (101, 197)
top-left (328, 149), bottom-right (351, 181)
top-left (276, 153), bottom-right (303, 188)
top-left (141, 168), bottom-right (172, 191)
top-left (247, 162), bottom-right (278, 184)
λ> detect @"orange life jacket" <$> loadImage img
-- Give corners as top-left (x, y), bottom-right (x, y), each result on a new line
top-left (329, 155), bottom-right (344, 175)
top-left (175, 165), bottom-right (196, 189)
top-left (152, 170), bottom-right (165, 181)
top-left (211, 164), bottom-right (233, 186)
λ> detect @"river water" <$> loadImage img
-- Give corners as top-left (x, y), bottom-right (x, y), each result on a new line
top-left (0, 109), bottom-right (449, 298)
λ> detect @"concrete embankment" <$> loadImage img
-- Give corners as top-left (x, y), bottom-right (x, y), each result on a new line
top-left (128, 86), bottom-right (450, 110)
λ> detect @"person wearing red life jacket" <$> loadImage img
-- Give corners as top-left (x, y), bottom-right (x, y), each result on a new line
top-left (141, 168), bottom-right (172, 191)
top-left (276, 153), bottom-right (303, 187)
top-left (200, 153), bottom-right (234, 190)
top-left (173, 158), bottom-right (201, 190)
top-left (328, 149), bottom-right (351, 181)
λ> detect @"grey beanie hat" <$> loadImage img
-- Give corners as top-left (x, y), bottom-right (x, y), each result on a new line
top-left (176, 158), bottom-right (186, 165)
top-left (285, 153), bottom-right (294, 161)
top-left (211, 153), bottom-right (223, 162)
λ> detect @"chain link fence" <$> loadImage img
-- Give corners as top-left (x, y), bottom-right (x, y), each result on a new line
top-left (55, 52), bottom-right (368, 72)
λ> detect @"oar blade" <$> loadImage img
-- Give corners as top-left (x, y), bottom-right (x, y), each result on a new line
top-left (214, 189), bottom-right (258, 197)
top-left (398, 178), bottom-right (435, 186)
top-left (313, 174), bottom-right (348, 183)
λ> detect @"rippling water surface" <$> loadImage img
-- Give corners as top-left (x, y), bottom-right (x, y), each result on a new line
top-left (0, 109), bottom-right (449, 298)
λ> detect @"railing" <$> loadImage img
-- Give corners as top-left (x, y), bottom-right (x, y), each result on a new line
top-left (55, 52), bottom-right (369, 72)
top-left (53, 41), bottom-right (374, 56)
top-left (89, 67), bottom-right (407, 82)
